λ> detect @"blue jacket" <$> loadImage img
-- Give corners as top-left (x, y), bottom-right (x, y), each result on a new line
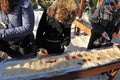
top-left (0, 0), bottom-right (34, 42)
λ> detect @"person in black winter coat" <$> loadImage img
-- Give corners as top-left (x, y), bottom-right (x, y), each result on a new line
top-left (87, 0), bottom-right (120, 49)
top-left (36, 0), bottom-right (79, 54)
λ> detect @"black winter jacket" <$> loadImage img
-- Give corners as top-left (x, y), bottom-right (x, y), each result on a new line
top-left (36, 10), bottom-right (71, 54)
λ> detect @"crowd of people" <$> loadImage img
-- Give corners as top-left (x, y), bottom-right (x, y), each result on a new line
top-left (0, 0), bottom-right (79, 61)
top-left (0, 0), bottom-right (120, 61)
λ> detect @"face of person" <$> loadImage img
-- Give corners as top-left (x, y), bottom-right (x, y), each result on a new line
top-left (0, 0), bottom-right (9, 13)
top-left (115, 1), bottom-right (120, 9)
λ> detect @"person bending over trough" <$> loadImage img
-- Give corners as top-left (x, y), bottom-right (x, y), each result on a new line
top-left (0, 0), bottom-right (35, 60)
top-left (87, 0), bottom-right (120, 49)
top-left (36, 0), bottom-right (79, 54)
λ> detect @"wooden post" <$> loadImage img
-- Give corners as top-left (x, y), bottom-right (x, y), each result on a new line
top-left (74, 0), bottom-right (85, 35)
top-left (77, 0), bottom-right (84, 18)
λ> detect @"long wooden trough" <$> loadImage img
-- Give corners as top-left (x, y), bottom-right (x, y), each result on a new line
top-left (0, 47), bottom-right (120, 80)
top-left (35, 61), bottom-right (120, 80)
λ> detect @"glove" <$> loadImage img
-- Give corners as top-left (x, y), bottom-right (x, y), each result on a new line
top-left (36, 48), bottom-right (48, 59)
top-left (0, 22), bottom-right (7, 29)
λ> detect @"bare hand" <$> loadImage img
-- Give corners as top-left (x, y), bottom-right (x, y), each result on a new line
top-left (112, 32), bottom-right (118, 38)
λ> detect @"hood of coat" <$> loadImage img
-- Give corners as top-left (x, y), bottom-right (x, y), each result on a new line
top-left (19, 0), bottom-right (30, 8)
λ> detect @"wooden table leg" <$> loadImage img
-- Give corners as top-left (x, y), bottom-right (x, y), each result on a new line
top-left (106, 69), bottom-right (119, 80)
top-left (74, 26), bottom-right (80, 35)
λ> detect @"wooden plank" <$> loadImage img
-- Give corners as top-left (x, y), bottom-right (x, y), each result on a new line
top-left (77, 0), bottom-right (85, 17)
top-left (73, 20), bottom-right (91, 35)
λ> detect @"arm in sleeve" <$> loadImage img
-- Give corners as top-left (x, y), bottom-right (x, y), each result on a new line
top-left (35, 10), bottom-right (47, 47)
top-left (92, 20), bottom-right (110, 34)
top-left (91, 23), bottom-right (105, 34)
top-left (0, 4), bottom-right (34, 40)
top-left (61, 27), bottom-right (71, 47)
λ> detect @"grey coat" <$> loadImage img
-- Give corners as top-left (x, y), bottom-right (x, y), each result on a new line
top-left (87, 3), bottom-right (118, 49)
top-left (0, 0), bottom-right (35, 58)
top-left (0, 0), bottom-right (34, 42)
